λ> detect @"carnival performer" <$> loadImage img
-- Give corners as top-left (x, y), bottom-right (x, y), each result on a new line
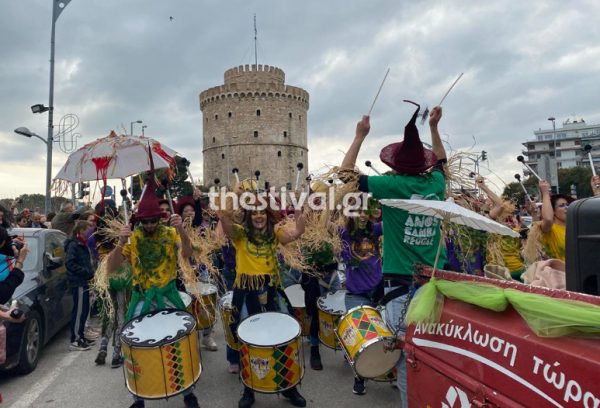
top-left (219, 196), bottom-right (307, 408)
top-left (340, 206), bottom-right (383, 395)
top-left (476, 176), bottom-right (526, 280)
top-left (106, 175), bottom-right (200, 408)
top-left (539, 179), bottom-right (573, 262)
top-left (91, 201), bottom-right (132, 368)
top-left (340, 101), bottom-right (447, 407)
top-left (177, 193), bottom-right (218, 352)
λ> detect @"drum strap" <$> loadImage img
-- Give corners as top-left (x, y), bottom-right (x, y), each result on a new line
top-left (126, 280), bottom-right (185, 320)
top-left (379, 285), bottom-right (409, 306)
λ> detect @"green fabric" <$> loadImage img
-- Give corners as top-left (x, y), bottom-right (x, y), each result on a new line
top-left (368, 171), bottom-right (447, 275)
top-left (126, 280), bottom-right (185, 321)
top-left (406, 278), bottom-right (600, 338)
top-left (108, 263), bottom-right (133, 291)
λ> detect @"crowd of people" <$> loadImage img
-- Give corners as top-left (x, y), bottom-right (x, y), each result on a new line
top-left (1, 101), bottom-right (600, 408)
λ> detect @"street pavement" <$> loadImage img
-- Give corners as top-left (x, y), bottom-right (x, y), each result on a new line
top-left (0, 320), bottom-right (399, 407)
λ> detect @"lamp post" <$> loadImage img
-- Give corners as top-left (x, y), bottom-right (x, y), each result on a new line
top-left (130, 120), bottom-right (143, 137)
top-left (548, 116), bottom-right (559, 193)
top-left (14, 127), bottom-right (52, 213)
top-left (141, 125), bottom-right (147, 137)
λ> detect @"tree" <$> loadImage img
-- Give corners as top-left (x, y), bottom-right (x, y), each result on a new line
top-left (558, 167), bottom-right (593, 199)
top-left (130, 155), bottom-right (194, 201)
top-left (502, 176), bottom-right (538, 205)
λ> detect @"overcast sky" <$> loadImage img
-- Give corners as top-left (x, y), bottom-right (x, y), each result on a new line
top-left (1, 0), bottom-right (599, 200)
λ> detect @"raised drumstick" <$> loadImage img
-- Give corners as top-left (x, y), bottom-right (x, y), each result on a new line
top-left (365, 160), bottom-right (382, 175)
top-left (367, 68), bottom-right (390, 117)
top-left (517, 155), bottom-right (541, 181)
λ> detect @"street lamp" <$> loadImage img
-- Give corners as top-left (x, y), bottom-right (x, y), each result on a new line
top-left (130, 120), bottom-right (143, 137)
top-left (14, 127), bottom-right (52, 213)
top-left (141, 125), bottom-right (147, 137)
top-left (548, 116), bottom-right (559, 193)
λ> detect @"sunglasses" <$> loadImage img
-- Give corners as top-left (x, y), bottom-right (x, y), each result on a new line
top-left (140, 218), bottom-right (159, 225)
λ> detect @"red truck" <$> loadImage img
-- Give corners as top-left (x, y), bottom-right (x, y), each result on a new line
top-left (405, 269), bottom-right (600, 408)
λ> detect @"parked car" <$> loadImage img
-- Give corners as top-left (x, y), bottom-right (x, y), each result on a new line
top-left (1, 228), bottom-right (73, 374)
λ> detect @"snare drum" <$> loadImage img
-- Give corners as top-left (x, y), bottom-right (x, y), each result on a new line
top-left (190, 283), bottom-right (218, 330)
top-left (284, 284), bottom-right (310, 336)
top-left (317, 290), bottom-right (347, 349)
top-left (238, 312), bottom-right (304, 393)
top-left (120, 309), bottom-right (201, 399)
top-left (218, 291), bottom-right (239, 351)
top-left (335, 305), bottom-right (401, 379)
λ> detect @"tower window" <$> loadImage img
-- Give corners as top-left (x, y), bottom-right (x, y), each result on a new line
top-left (215, 114), bottom-right (218, 120)
top-left (283, 131), bottom-right (287, 138)
top-left (299, 115), bottom-right (302, 121)
top-left (256, 109), bottom-right (261, 116)
top-left (254, 131), bottom-right (259, 138)
top-left (228, 112), bottom-right (232, 118)
top-left (221, 153), bottom-right (225, 159)
top-left (212, 137), bottom-right (215, 143)
top-left (289, 112), bottom-right (292, 118)
top-left (277, 151), bottom-right (282, 157)
top-left (301, 151), bottom-right (303, 156)
top-left (206, 117), bottom-right (208, 122)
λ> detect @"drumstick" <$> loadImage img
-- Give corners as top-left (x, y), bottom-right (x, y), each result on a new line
top-left (161, 178), bottom-right (176, 214)
top-left (254, 170), bottom-right (260, 193)
top-left (514, 174), bottom-right (533, 202)
top-left (232, 168), bottom-right (240, 184)
top-left (517, 156), bottom-right (541, 181)
top-left (295, 163), bottom-right (304, 191)
top-left (367, 68), bottom-right (390, 117)
top-left (438, 72), bottom-right (464, 106)
top-left (584, 144), bottom-right (597, 177)
top-left (365, 160), bottom-right (382, 175)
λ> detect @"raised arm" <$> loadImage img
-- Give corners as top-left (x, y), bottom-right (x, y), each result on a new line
top-left (279, 208), bottom-right (305, 245)
top-left (429, 106), bottom-right (446, 161)
top-left (341, 116), bottom-right (370, 171)
top-left (107, 224), bottom-right (130, 273)
top-left (217, 210), bottom-right (236, 239)
top-left (539, 180), bottom-right (554, 233)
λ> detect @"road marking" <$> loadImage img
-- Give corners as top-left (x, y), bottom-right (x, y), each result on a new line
top-left (9, 351), bottom-right (79, 408)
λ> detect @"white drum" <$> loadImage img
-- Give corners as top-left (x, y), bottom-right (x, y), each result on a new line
top-left (237, 312), bottom-right (304, 393)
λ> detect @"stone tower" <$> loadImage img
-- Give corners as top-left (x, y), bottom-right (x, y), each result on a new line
top-left (200, 64), bottom-right (309, 189)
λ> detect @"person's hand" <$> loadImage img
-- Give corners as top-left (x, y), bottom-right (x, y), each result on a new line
top-left (193, 187), bottom-right (201, 201)
top-left (539, 180), bottom-right (551, 196)
top-left (355, 115), bottom-right (370, 141)
top-left (16, 243), bottom-right (29, 263)
top-left (591, 175), bottom-right (600, 195)
top-left (429, 106), bottom-right (442, 127)
top-left (475, 175), bottom-right (485, 187)
top-left (170, 214), bottom-right (183, 228)
top-left (10, 200), bottom-right (17, 210)
top-left (118, 225), bottom-right (131, 244)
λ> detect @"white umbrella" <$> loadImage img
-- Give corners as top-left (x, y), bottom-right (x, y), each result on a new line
top-left (380, 197), bottom-right (519, 276)
top-left (379, 198), bottom-right (520, 238)
top-left (53, 131), bottom-right (177, 183)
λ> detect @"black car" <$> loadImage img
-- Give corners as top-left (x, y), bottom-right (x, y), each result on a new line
top-left (1, 228), bottom-right (73, 374)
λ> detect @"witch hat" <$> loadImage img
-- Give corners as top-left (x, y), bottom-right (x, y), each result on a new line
top-left (379, 100), bottom-right (437, 174)
top-left (135, 144), bottom-right (162, 219)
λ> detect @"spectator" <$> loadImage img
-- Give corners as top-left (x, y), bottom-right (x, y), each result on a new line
top-left (16, 214), bottom-right (30, 228)
top-left (0, 226), bottom-right (28, 304)
top-left (0, 204), bottom-right (12, 229)
top-left (591, 175), bottom-right (600, 197)
top-left (30, 212), bottom-right (47, 229)
top-left (65, 220), bottom-right (96, 351)
top-left (45, 211), bottom-right (56, 228)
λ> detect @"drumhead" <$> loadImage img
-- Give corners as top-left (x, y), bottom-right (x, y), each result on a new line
top-left (284, 284), bottom-right (305, 308)
top-left (237, 312), bottom-right (300, 346)
top-left (121, 309), bottom-right (196, 347)
top-left (317, 290), bottom-right (347, 315)
top-left (355, 337), bottom-right (402, 378)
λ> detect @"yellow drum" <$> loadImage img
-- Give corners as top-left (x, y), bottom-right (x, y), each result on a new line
top-left (317, 290), bottom-right (347, 349)
top-left (335, 305), bottom-right (401, 379)
top-left (238, 312), bottom-right (304, 393)
top-left (120, 310), bottom-right (201, 399)
top-left (218, 291), bottom-right (239, 351)
top-left (190, 283), bottom-right (217, 330)
top-left (284, 284), bottom-right (310, 337)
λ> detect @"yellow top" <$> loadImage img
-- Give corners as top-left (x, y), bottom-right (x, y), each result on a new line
top-left (491, 235), bottom-right (525, 273)
top-left (231, 224), bottom-right (282, 289)
top-left (122, 225), bottom-right (180, 290)
top-left (541, 223), bottom-right (566, 261)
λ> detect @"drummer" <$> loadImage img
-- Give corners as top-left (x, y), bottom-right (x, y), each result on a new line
top-left (106, 175), bottom-right (200, 408)
top-left (218, 192), bottom-right (307, 408)
top-left (340, 102), bottom-right (447, 407)
top-left (340, 202), bottom-right (383, 395)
